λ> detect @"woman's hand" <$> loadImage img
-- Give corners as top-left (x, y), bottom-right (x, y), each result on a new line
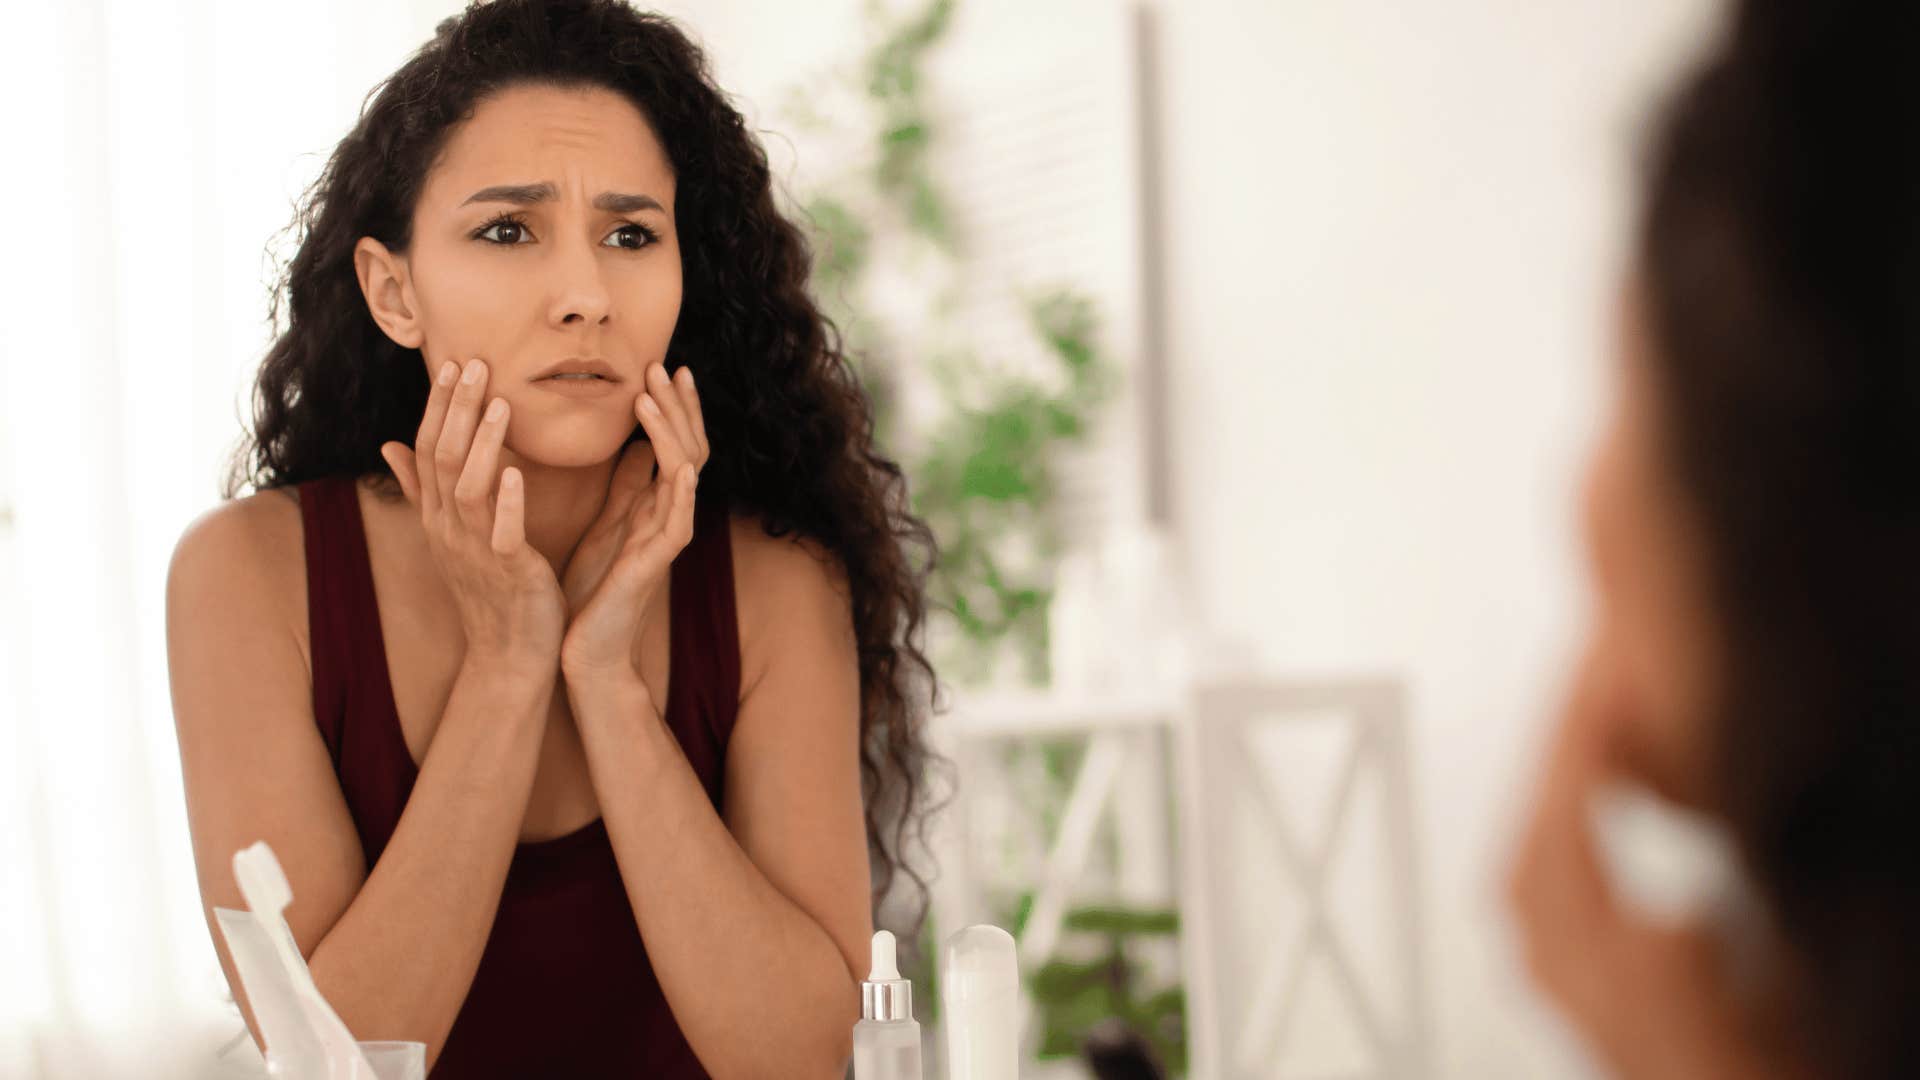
top-left (559, 362), bottom-right (710, 625)
top-left (1506, 640), bottom-right (1786, 1080)
top-left (558, 362), bottom-right (709, 683)
top-left (379, 357), bottom-right (568, 676)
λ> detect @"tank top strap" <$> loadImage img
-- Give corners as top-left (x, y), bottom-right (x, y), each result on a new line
top-left (296, 476), bottom-right (407, 795)
top-left (665, 490), bottom-right (742, 804)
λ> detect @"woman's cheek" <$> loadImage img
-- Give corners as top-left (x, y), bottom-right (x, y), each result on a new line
top-left (645, 271), bottom-right (683, 356)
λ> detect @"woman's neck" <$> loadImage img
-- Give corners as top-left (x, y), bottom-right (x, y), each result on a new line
top-left (497, 449), bottom-right (620, 575)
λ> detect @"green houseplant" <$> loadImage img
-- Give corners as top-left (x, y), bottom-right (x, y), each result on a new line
top-left (779, 2), bottom-right (1183, 1072)
top-left (784, 0), bottom-right (1115, 688)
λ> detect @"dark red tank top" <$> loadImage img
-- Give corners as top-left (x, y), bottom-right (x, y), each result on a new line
top-left (297, 474), bottom-right (738, 1078)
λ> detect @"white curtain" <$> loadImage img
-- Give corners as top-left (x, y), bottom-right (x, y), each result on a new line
top-left (0, 2), bottom-right (450, 1075)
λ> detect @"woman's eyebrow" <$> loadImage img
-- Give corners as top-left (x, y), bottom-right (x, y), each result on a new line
top-left (460, 182), bottom-right (664, 214)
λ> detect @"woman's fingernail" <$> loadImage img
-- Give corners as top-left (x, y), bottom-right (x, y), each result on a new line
top-left (438, 361), bottom-right (458, 386)
top-left (640, 394), bottom-right (661, 416)
top-left (485, 398), bottom-right (507, 422)
top-left (462, 358), bottom-right (484, 384)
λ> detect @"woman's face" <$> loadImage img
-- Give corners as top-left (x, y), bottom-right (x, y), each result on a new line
top-left (356, 82), bottom-right (682, 467)
top-left (1512, 277), bottom-right (1784, 1080)
top-left (1577, 276), bottom-right (1723, 805)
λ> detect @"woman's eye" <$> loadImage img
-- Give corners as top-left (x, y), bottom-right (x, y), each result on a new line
top-left (477, 219), bottom-right (528, 245)
top-left (473, 217), bottom-right (655, 249)
top-left (605, 224), bottom-right (654, 250)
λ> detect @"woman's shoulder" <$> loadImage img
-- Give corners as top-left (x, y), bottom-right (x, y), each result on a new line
top-left (167, 483), bottom-right (314, 642)
top-left (173, 484), bottom-right (304, 566)
top-left (723, 510), bottom-right (854, 680)
top-left (724, 511), bottom-right (848, 599)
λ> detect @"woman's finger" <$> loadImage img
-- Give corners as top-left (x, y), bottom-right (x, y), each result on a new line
top-left (380, 442), bottom-right (420, 507)
top-left (628, 470), bottom-right (668, 546)
top-left (604, 438), bottom-right (656, 522)
top-left (648, 362), bottom-right (699, 469)
top-left (1509, 645), bottom-right (1630, 1011)
top-left (1552, 648), bottom-right (1631, 929)
top-left (637, 465), bottom-right (675, 538)
top-left (673, 364), bottom-right (709, 466)
top-left (491, 466), bottom-right (526, 556)
top-left (434, 358), bottom-right (490, 516)
top-left (627, 464), bottom-right (698, 577)
top-left (574, 441), bottom-right (655, 563)
top-left (635, 385), bottom-right (689, 479)
top-left (415, 359), bottom-right (461, 517)
top-left (664, 463), bottom-right (699, 548)
top-left (455, 396), bottom-right (510, 534)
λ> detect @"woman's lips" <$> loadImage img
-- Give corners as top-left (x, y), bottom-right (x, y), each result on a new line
top-left (532, 375), bottom-right (622, 399)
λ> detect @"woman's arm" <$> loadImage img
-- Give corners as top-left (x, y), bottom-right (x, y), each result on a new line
top-left (168, 498), bottom-right (555, 1070)
top-left (567, 535), bottom-right (872, 1080)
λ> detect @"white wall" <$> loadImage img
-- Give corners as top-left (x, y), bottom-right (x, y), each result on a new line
top-left (1149, 1), bottom-right (1721, 1075)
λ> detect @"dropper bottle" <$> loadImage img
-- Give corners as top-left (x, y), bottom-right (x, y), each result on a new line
top-left (853, 929), bottom-right (923, 1080)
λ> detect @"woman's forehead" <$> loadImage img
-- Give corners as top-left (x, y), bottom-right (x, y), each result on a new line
top-left (427, 83), bottom-right (674, 205)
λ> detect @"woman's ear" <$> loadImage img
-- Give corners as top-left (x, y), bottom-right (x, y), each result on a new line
top-left (353, 236), bottom-right (426, 349)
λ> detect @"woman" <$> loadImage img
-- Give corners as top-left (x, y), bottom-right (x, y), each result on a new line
top-left (1508, 1), bottom-right (1916, 1077)
top-left (164, 1), bottom-right (939, 1075)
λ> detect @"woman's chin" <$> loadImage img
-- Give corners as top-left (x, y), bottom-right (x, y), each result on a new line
top-left (503, 429), bottom-right (636, 472)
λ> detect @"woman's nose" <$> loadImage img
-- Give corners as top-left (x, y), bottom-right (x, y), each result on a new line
top-left (548, 232), bottom-right (612, 327)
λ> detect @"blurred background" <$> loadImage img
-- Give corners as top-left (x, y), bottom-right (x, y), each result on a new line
top-left (0, 0), bottom-right (1725, 1076)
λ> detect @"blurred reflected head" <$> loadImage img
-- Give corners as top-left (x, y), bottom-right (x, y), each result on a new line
top-left (1586, 0), bottom-right (1918, 1073)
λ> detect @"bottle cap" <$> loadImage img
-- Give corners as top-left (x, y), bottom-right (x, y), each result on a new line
top-left (862, 929), bottom-right (914, 1022)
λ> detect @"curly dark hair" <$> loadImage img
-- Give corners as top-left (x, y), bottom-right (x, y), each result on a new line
top-left (1637, 1), bottom-right (1919, 1075)
top-left (222, 0), bottom-right (944, 922)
